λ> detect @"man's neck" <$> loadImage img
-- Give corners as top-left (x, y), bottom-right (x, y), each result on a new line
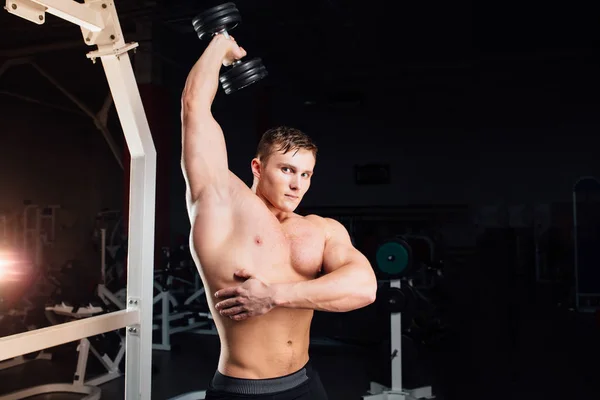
top-left (252, 187), bottom-right (294, 223)
top-left (268, 205), bottom-right (293, 222)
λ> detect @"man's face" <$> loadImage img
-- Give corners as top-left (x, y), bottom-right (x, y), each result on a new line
top-left (253, 148), bottom-right (315, 212)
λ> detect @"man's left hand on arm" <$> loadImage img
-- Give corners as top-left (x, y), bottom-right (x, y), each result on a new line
top-left (214, 269), bottom-right (277, 321)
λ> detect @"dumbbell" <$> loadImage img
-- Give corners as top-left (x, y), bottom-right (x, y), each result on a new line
top-left (192, 2), bottom-right (268, 95)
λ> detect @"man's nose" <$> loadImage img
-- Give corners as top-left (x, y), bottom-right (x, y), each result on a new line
top-left (289, 175), bottom-right (300, 190)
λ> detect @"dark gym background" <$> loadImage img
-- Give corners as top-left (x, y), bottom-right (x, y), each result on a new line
top-left (1, 0), bottom-right (599, 399)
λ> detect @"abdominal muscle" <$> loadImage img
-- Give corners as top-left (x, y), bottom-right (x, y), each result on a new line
top-left (199, 251), bottom-right (315, 379)
top-left (215, 306), bottom-right (314, 379)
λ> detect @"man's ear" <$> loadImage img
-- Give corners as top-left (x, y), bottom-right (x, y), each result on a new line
top-left (251, 158), bottom-right (262, 179)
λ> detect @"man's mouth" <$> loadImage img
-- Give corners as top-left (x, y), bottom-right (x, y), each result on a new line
top-left (285, 194), bottom-right (298, 199)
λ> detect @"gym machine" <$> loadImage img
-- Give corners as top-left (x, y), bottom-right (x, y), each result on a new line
top-left (0, 304), bottom-right (125, 400)
top-left (97, 226), bottom-right (127, 311)
top-left (0, 1), bottom-right (157, 399)
top-left (364, 279), bottom-right (434, 400)
top-left (363, 237), bottom-right (436, 400)
top-left (152, 248), bottom-right (217, 352)
top-left (376, 234), bottom-right (442, 290)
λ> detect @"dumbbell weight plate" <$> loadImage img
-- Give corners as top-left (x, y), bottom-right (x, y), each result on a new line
top-left (377, 285), bottom-right (417, 329)
top-left (192, 2), bottom-right (241, 40)
top-left (381, 287), bottom-right (406, 314)
top-left (376, 239), bottom-right (412, 277)
top-left (219, 58), bottom-right (268, 95)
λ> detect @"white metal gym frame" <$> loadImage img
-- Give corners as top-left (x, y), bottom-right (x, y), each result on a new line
top-left (363, 279), bottom-right (434, 400)
top-left (0, 1), bottom-right (156, 399)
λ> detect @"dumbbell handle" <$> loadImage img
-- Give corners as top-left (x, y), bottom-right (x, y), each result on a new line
top-left (215, 28), bottom-right (242, 66)
top-left (216, 28), bottom-right (231, 39)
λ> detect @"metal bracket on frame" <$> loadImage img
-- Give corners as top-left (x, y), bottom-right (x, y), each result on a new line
top-left (86, 41), bottom-right (139, 63)
top-left (126, 297), bottom-right (140, 335)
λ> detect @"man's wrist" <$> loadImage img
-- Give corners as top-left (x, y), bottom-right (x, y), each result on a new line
top-left (200, 44), bottom-right (226, 69)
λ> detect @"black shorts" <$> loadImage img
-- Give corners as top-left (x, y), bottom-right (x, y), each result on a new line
top-left (204, 360), bottom-right (328, 400)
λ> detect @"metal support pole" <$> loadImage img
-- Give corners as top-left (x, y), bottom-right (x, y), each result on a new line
top-left (2, 1), bottom-right (157, 399)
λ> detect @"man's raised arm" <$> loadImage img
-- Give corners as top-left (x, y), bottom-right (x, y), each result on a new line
top-left (180, 35), bottom-right (247, 206)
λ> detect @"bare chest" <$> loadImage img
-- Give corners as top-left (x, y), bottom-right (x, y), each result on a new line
top-left (280, 220), bottom-right (325, 277)
top-left (247, 216), bottom-right (325, 280)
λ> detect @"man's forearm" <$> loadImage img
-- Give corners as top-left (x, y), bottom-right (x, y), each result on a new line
top-left (273, 263), bottom-right (377, 312)
top-left (181, 41), bottom-right (225, 111)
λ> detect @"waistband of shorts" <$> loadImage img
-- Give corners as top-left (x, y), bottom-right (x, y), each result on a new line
top-left (211, 362), bottom-right (310, 395)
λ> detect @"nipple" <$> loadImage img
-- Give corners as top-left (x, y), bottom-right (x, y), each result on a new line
top-left (254, 235), bottom-right (263, 245)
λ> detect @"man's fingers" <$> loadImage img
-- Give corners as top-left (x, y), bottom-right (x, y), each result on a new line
top-left (219, 306), bottom-right (245, 317)
top-left (214, 286), bottom-right (243, 299)
top-left (237, 47), bottom-right (247, 59)
top-left (230, 313), bottom-right (249, 321)
top-left (214, 298), bottom-right (240, 310)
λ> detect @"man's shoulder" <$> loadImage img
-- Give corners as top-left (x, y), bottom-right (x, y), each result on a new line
top-left (300, 213), bottom-right (331, 225)
top-left (299, 214), bottom-right (346, 239)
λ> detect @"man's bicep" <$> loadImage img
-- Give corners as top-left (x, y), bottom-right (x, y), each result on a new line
top-left (321, 218), bottom-right (360, 274)
top-left (181, 109), bottom-right (230, 201)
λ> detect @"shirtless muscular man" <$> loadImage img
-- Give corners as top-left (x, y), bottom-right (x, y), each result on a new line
top-left (181, 33), bottom-right (378, 400)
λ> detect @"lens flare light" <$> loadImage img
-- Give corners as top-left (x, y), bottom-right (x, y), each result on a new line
top-left (0, 250), bottom-right (30, 282)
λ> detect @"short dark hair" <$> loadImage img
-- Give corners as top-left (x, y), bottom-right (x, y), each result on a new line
top-left (255, 126), bottom-right (318, 163)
